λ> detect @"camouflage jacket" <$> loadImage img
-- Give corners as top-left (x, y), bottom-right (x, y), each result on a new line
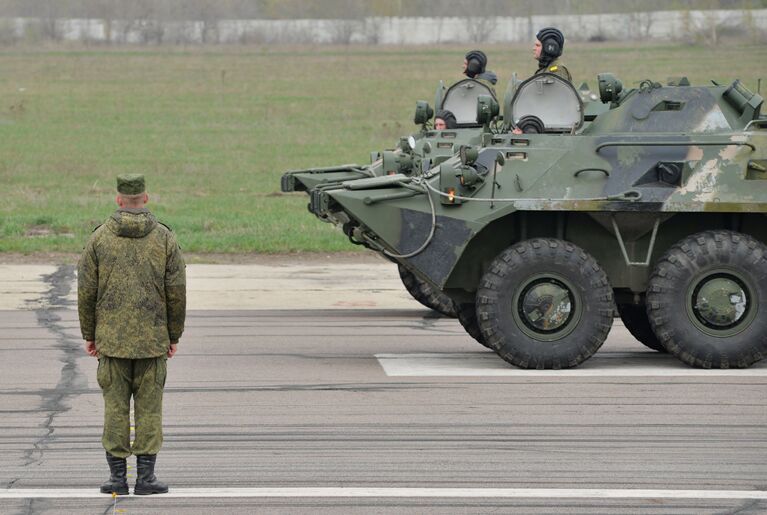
top-left (534, 58), bottom-right (572, 82)
top-left (78, 208), bottom-right (186, 359)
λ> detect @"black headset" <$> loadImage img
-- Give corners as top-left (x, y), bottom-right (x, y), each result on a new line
top-left (543, 38), bottom-right (560, 57)
top-left (466, 58), bottom-right (483, 77)
top-left (537, 27), bottom-right (563, 59)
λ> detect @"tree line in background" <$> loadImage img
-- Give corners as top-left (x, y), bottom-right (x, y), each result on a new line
top-left (0, 0), bottom-right (765, 20)
top-left (0, 0), bottom-right (763, 45)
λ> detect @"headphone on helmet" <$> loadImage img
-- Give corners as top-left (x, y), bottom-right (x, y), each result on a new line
top-left (466, 58), bottom-right (483, 77)
top-left (536, 27), bottom-right (564, 60)
top-left (464, 50), bottom-right (487, 78)
top-left (543, 38), bottom-right (560, 57)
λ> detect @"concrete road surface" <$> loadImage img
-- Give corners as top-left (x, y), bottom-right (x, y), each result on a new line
top-left (1, 261), bottom-right (766, 514)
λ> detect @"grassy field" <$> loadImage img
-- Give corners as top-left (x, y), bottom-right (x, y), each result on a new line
top-left (1, 42), bottom-right (765, 254)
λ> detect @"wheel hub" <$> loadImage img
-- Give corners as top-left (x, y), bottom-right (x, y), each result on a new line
top-left (517, 278), bottom-right (575, 336)
top-left (692, 274), bottom-right (749, 329)
top-left (686, 269), bottom-right (756, 337)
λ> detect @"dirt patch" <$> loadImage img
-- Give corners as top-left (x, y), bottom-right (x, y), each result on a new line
top-left (185, 251), bottom-right (387, 265)
top-left (0, 251), bottom-right (387, 266)
top-left (23, 224), bottom-right (75, 239)
top-left (0, 252), bottom-right (80, 265)
top-left (24, 225), bottom-right (56, 237)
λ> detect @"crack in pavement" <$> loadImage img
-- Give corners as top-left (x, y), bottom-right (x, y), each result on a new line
top-left (11, 265), bottom-right (87, 489)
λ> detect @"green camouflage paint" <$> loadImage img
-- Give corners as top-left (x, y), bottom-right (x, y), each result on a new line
top-left (78, 208), bottom-right (186, 359)
top-left (98, 356), bottom-right (166, 458)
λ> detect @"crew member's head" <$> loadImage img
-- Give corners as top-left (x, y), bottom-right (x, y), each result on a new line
top-left (434, 110), bottom-right (457, 130)
top-left (463, 50), bottom-right (487, 79)
top-left (116, 174), bottom-right (149, 208)
top-left (534, 27), bottom-right (565, 67)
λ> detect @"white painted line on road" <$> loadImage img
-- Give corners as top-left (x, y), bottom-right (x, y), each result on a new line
top-left (2, 487), bottom-right (766, 500)
top-left (375, 352), bottom-right (767, 377)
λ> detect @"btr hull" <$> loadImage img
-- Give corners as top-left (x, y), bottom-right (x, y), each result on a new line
top-left (288, 74), bottom-right (767, 370)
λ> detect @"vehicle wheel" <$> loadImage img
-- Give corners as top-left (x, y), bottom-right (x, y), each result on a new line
top-left (476, 238), bottom-right (614, 369)
top-left (457, 303), bottom-right (492, 349)
top-left (617, 303), bottom-right (666, 352)
top-left (398, 264), bottom-right (458, 318)
top-left (647, 230), bottom-right (767, 368)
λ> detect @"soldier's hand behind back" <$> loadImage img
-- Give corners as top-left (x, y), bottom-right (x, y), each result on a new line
top-left (168, 342), bottom-right (178, 359)
top-left (84, 340), bottom-right (98, 358)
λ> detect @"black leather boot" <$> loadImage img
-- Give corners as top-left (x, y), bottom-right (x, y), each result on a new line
top-left (100, 453), bottom-right (128, 495)
top-left (134, 454), bottom-right (169, 495)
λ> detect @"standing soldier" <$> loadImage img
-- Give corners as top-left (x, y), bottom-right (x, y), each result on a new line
top-left (532, 27), bottom-right (572, 82)
top-left (78, 174), bottom-right (186, 496)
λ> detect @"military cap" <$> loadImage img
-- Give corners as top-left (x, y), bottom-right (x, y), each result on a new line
top-left (117, 174), bottom-right (146, 195)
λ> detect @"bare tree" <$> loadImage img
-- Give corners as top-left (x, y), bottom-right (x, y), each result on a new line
top-left (188, 2), bottom-right (223, 44)
top-left (364, 17), bottom-right (384, 44)
top-left (331, 20), bottom-right (357, 44)
top-left (0, 18), bottom-right (18, 45)
top-left (626, 11), bottom-right (655, 40)
top-left (39, 0), bottom-right (61, 41)
top-left (461, 1), bottom-right (498, 44)
top-left (466, 16), bottom-right (498, 43)
top-left (328, 0), bottom-right (366, 44)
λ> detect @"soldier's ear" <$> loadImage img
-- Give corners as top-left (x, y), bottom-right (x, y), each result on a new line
top-left (116, 195), bottom-right (123, 207)
top-left (144, 193), bottom-right (149, 205)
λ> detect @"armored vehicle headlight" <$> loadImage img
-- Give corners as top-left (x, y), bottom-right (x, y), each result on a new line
top-left (398, 154), bottom-right (413, 172)
top-left (597, 73), bottom-right (623, 103)
top-left (446, 187), bottom-right (456, 203)
top-left (408, 136), bottom-right (417, 150)
top-left (459, 166), bottom-right (482, 187)
top-left (459, 145), bottom-right (479, 166)
top-left (723, 80), bottom-right (758, 114)
top-left (414, 100), bottom-right (434, 125)
top-left (476, 95), bottom-right (500, 125)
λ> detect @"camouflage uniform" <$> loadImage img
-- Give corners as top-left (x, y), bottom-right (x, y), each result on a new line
top-left (78, 175), bottom-right (186, 459)
top-left (96, 357), bottom-right (167, 457)
top-left (535, 58), bottom-right (572, 82)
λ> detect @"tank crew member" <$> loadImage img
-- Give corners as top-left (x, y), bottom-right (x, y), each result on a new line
top-left (463, 49), bottom-right (498, 89)
top-left (533, 27), bottom-right (572, 82)
top-left (434, 110), bottom-right (458, 130)
top-left (78, 174), bottom-right (186, 496)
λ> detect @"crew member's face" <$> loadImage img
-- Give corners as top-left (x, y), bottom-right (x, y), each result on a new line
top-left (434, 118), bottom-right (446, 130)
top-left (462, 58), bottom-right (468, 74)
top-left (533, 39), bottom-right (542, 59)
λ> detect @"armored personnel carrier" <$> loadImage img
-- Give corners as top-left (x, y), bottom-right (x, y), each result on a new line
top-left (286, 72), bottom-right (767, 369)
top-left (282, 78), bottom-right (501, 317)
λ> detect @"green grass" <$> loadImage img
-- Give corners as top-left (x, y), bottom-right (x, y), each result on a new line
top-left (1, 42), bottom-right (765, 254)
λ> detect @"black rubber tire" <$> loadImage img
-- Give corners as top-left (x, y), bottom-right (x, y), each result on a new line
top-left (457, 303), bottom-right (492, 349)
top-left (397, 264), bottom-right (458, 318)
top-left (646, 230), bottom-right (767, 369)
top-left (476, 238), bottom-right (614, 369)
top-left (617, 303), bottom-right (666, 353)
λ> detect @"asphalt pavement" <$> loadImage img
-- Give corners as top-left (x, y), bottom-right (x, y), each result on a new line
top-left (1, 262), bottom-right (765, 514)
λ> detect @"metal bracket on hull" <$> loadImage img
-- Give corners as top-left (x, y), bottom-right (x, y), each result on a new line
top-left (596, 141), bottom-right (756, 153)
top-left (744, 119), bottom-right (767, 131)
top-left (611, 217), bottom-right (660, 267)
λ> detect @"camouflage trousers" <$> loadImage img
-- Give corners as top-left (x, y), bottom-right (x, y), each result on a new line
top-left (97, 356), bottom-right (167, 458)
